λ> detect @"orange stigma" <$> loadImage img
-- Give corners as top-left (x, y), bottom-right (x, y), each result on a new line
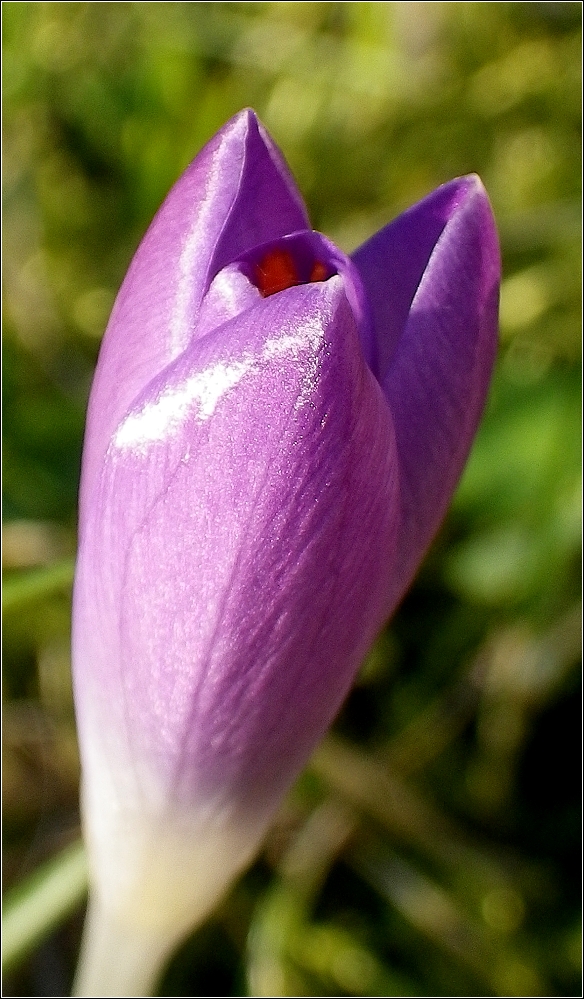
top-left (309, 261), bottom-right (329, 282)
top-left (255, 249), bottom-right (300, 297)
top-left (254, 250), bottom-right (333, 297)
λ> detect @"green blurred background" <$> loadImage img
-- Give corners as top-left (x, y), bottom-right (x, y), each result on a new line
top-left (2, 2), bottom-right (581, 996)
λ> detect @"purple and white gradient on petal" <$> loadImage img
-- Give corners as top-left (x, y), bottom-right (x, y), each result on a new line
top-left (71, 109), bottom-right (499, 996)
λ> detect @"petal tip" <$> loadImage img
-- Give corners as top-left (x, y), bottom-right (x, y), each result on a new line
top-left (433, 173), bottom-right (491, 219)
top-left (229, 107), bottom-right (262, 142)
top-left (439, 175), bottom-right (501, 280)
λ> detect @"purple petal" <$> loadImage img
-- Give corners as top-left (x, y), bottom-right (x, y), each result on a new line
top-left (354, 176), bottom-right (500, 612)
top-left (72, 276), bottom-right (399, 825)
top-left (80, 109), bottom-right (309, 518)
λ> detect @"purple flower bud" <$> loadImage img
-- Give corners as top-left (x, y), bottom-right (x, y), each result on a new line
top-left (71, 109), bottom-right (499, 990)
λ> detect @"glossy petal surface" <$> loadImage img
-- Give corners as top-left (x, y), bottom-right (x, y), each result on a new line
top-left (353, 177), bottom-right (500, 611)
top-left (73, 276), bottom-right (398, 820)
top-left (72, 111), bottom-right (500, 947)
top-left (80, 110), bottom-right (309, 511)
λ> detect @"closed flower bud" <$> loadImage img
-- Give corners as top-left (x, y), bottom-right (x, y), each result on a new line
top-left (72, 109), bottom-right (499, 995)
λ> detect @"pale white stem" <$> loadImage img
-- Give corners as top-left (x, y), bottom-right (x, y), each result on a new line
top-left (72, 775), bottom-right (268, 997)
top-left (71, 747), bottom-right (271, 996)
top-left (72, 894), bottom-right (177, 998)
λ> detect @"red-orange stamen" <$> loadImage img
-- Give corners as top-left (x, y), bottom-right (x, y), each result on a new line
top-left (310, 261), bottom-right (329, 282)
top-left (255, 249), bottom-right (300, 297)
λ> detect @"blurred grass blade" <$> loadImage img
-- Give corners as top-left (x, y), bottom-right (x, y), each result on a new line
top-left (2, 839), bottom-right (88, 972)
top-left (2, 558), bottom-right (75, 613)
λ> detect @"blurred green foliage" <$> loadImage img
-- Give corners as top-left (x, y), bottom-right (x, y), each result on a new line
top-left (2, 3), bottom-right (581, 996)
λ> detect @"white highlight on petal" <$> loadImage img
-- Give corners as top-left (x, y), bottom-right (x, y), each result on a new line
top-left (196, 266), bottom-right (261, 341)
top-left (168, 125), bottom-right (246, 355)
top-left (114, 306), bottom-right (329, 451)
top-left (114, 361), bottom-right (249, 449)
top-left (263, 322), bottom-right (322, 359)
top-left (264, 322), bottom-right (325, 411)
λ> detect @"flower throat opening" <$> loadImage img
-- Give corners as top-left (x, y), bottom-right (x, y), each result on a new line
top-left (254, 248), bottom-right (332, 297)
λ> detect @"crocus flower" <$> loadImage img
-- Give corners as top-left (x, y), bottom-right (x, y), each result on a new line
top-left (72, 109), bottom-right (499, 995)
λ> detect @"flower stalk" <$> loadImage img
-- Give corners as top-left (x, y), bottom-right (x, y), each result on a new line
top-left (73, 898), bottom-right (169, 997)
